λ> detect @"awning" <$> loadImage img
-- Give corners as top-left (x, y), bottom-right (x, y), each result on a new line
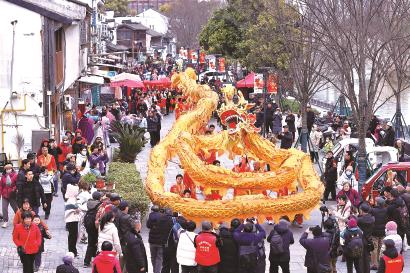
top-left (111, 72), bottom-right (141, 82)
top-left (143, 77), bottom-right (171, 89)
top-left (110, 79), bottom-right (145, 89)
top-left (77, 75), bottom-right (104, 85)
top-left (236, 73), bottom-right (255, 89)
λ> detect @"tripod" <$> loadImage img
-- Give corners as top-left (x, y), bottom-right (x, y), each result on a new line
top-left (392, 111), bottom-right (409, 139)
top-left (332, 95), bottom-right (351, 117)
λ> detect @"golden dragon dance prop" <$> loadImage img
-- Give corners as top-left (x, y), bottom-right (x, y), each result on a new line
top-left (145, 68), bottom-right (323, 223)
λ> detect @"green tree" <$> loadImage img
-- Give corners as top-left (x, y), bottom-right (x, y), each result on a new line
top-left (104, 0), bottom-right (129, 16)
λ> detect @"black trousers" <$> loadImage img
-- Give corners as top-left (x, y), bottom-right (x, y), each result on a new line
top-left (43, 193), bottom-right (52, 216)
top-left (346, 257), bottom-right (363, 273)
top-left (324, 182), bottom-right (336, 200)
top-left (161, 247), bottom-right (179, 273)
top-left (84, 226), bottom-right (98, 265)
top-left (362, 250), bottom-right (371, 273)
top-left (181, 265), bottom-right (198, 273)
top-left (270, 261), bottom-right (290, 273)
top-left (21, 253), bottom-right (35, 273)
top-left (66, 222), bottom-right (78, 256)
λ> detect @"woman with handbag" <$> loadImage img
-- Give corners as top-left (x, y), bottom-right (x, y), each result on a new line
top-left (0, 163), bottom-right (18, 228)
top-left (12, 211), bottom-right (42, 273)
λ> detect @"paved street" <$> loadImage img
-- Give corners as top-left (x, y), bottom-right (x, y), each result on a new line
top-left (0, 113), bottom-right (408, 273)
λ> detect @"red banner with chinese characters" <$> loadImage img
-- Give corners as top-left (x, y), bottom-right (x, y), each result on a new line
top-left (267, 74), bottom-right (278, 93)
top-left (218, 57), bottom-right (226, 72)
top-left (188, 49), bottom-right (193, 60)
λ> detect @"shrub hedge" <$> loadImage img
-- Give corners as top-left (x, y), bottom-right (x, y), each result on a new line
top-left (107, 162), bottom-right (150, 218)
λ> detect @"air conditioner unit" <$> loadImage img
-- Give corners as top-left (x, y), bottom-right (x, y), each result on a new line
top-left (63, 95), bottom-right (73, 110)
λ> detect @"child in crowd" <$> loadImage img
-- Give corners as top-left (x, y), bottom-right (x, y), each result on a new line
top-left (33, 215), bottom-right (52, 271)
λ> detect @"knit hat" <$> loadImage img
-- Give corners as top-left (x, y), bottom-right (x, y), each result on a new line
top-left (386, 221), bottom-right (397, 231)
top-left (92, 191), bottom-right (102, 200)
top-left (347, 218), bottom-right (357, 228)
top-left (360, 203), bottom-right (371, 213)
top-left (63, 252), bottom-right (74, 264)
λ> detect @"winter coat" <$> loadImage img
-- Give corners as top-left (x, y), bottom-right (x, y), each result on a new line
top-left (13, 223), bottom-right (42, 254)
top-left (98, 222), bottom-right (122, 256)
top-left (13, 209), bottom-right (48, 229)
top-left (76, 153), bottom-right (90, 176)
top-left (156, 214), bottom-right (176, 247)
top-left (383, 127), bottom-right (395, 147)
top-left (358, 213), bottom-right (375, 249)
top-left (324, 159), bottom-right (338, 185)
top-left (342, 227), bottom-right (363, 254)
top-left (89, 152), bottom-right (108, 175)
top-left (146, 211), bottom-right (162, 245)
top-left (115, 210), bottom-right (135, 244)
top-left (39, 173), bottom-right (54, 194)
top-left (146, 115), bottom-right (159, 132)
top-left (16, 169), bottom-right (26, 190)
top-left (337, 173), bottom-right (359, 193)
top-left (218, 227), bottom-right (238, 273)
top-left (77, 190), bottom-right (91, 212)
top-left (310, 130), bottom-right (323, 152)
top-left (336, 188), bottom-right (360, 208)
top-left (267, 221), bottom-right (294, 262)
top-left (61, 172), bottom-right (81, 196)
top-left (278, 131), bottom-right (293, 149)
top-left (17, 178), bottom-right (45, 208)
top-left (176, 230), bottom-right (197, 266)
top-left (58, 143), bottom-right (72, 164)
top-left (332, 200), bottom-right (352, 230)
top-left (272, 113), bottom-right (282, 133)
top-left (307, 111), bottom-right (315, 130)
top-left (65, 185), bottom-right (80, 223)
top-left (125, 231), bottom-right (148, 272)
top-left (370, 206), bottom-right (388, 237)
top-left (386, 197), bottom-right (407, 234)
top-left (380, 231), bottom-right (403, 254)
top-left (285, 114), bottom-right (296, 132)
top-left (56, 263), bottom-right (80, 273)
top-left (0, 171), bottom-right (17, 199)
top-left (92, 251), bottom-right (122, 273)
top-left (377, 247), bottom-right (404, 273)
top-left (233, 223), bottom-right (266, 247)
top-left (300, 232), bottom-right (330, 269)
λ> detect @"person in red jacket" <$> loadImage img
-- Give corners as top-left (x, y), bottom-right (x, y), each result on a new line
top-left (92, 241), bottom-right (122, 273)
top-left (37, 146), bottom-right (57, 173)
top-left (0, 163), bottom-right (18, 227)
top-left (72, 129), bottom-right (87, 145)
top-left (378, 239), bottom-right (404, 273)
top-left (58, 136), bottom-right (72, 171)
top-left (194, 221), bottom-right (222, 273)
top-left (13, 211), bottom-right (42, 273)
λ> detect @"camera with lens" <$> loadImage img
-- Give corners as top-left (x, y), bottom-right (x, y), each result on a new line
top-left (320, 205), bottom-right (329, 213)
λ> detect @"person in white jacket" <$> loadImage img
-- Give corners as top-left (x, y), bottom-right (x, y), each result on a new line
top-left (64, 184), bottom-right (80, 257)
top-left (330, 195), bottom-right (352, 245)
top-left (76, 147), bottom-right (90, 176)
top-left (176, 220), bottom-right (198, 272)
top-left (97, 210), bottom-right (122, 257)
top-left (77, 180), bottom-right (91, 244)
top-left (336, 166), bottom-right (358, 192)
top-left (380, 221), bottom-right (403, 255)
top-left (39, 167), bottom-right (54, 219)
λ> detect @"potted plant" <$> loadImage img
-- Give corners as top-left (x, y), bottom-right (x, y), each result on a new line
top-left (82, 173), bottom-right (100, 188)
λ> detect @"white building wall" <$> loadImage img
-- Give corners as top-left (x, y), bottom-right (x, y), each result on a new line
top-left (64, 23), bottom-right (82, 89)
top-left (0, 0), bottom-right (46, 161)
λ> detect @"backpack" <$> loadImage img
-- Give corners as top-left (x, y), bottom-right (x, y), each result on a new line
top-left (345, 232), bottom-right (363, 258)
top-left (238, 242), bottom-right (257, 270)
top-left (166, 217), bottom-right (183, 247)
top-left (269, 230), bottom-right (284, 255)
top-left (398, 204), bottom-right (410, 228)
top-left (84, 204), bottom-right (99, 230)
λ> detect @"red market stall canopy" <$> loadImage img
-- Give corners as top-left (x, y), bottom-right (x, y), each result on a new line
top-left (144, 77), bottom-right (172, 89)
top-left (111, 72), bottom-right (142, 82)
top-left (236, 73), bottom-right (255, 88)
top-left (110, 79), bottom-right (145, 89)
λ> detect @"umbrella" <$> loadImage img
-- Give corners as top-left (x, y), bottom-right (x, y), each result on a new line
top-left (111, 72), bottom-right (141, 82)
top-left (110, 79), bottom-right (145, 88)
top-left (144, 77), bottom-right (172, 88)
top-left (236, 73), bottom-right (255, 89)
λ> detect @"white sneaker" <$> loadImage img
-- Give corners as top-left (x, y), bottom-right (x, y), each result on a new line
top-left (2, 222), bottom-right (8, 228)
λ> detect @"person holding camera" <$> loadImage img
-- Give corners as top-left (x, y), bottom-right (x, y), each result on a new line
top-left (323, 217), bottom-right (341, 273)
top-left (13, 211), bottom-right (42, 273)
top-left (267, 218), bottom-right (294, 273)
top-left (357, 203), bottom-right (375, 273)
top-left (299, 225), bottom-right (331, 273)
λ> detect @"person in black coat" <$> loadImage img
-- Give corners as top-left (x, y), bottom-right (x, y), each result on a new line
top-left (370, 197), bottom-right (388, 270)
top-left (147, 205), bottom-right (163, 273)
top-left (61, 164), bottom-right (80, 199)
top-left (300, 226), bottom-right (331, 273)
top-left (306, 106), bottom-right (315, 134)
top-left (285, 112), bottom-right (296, 141)
top-left (323, 218), bottom-right (340, 273)
top-left (147, 110), bottom-right (160, 147)
top-left (218, 219), bottom-right (239, 273)
top-left (277, 125), bottom-right (293, 149)
top-left (27, 153), bottom-right (41, 179)
top-left (357, 203), bottom-right (375, 273)
top-left (125, 229), bottom-right (148, 273)
top-left (382, 122), bottom-right (395, 147)
top-left (56, 253), bottom-right (79, 273)
top-left (384, 187), bottom-right (407, 238)
top-left (323, 151), bottom-right (338, 201)
top-left (17, 170), bottom-right (46, 214)
top-left (267, 219), bottom-right (294, 273)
